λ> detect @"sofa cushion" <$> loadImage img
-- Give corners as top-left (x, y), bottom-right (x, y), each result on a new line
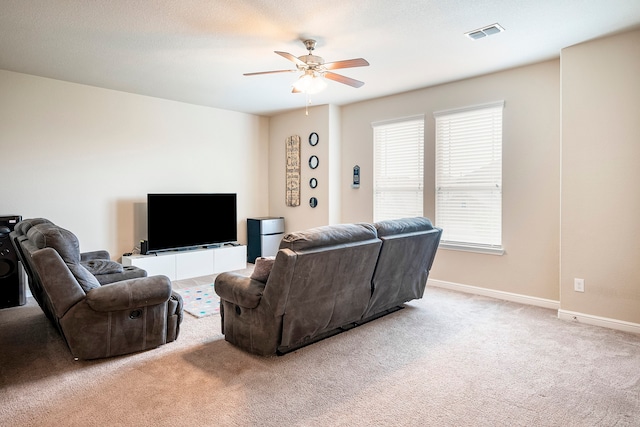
top-left (28, 224), bottom-right (81, 264)
top-left (374, 217), bottom-right (435, 237)
top-left (69, 263), bottom-right (101, 292)
top-left (279, 223), bottom-right (377, 251)
top-left (250, 256), bottom-right (275, 283)
top-left (93, 265), bottom-right (147, 286)
top-left (15, 218), bottom-right (53, 236)
top-left (81, 259), bottom-right (124, 275)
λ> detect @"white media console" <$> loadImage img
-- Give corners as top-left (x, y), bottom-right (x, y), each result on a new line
top-left (122, 245), bottom-right (246, 281)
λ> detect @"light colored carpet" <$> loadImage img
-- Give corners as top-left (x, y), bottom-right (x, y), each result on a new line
top-left (1, 285), bottom-right (639, 426)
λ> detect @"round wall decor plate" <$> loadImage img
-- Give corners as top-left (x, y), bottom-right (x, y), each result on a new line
top-left (309, 132), bottom-right (319, 146)
top-left (309, 155), bottom-right (319, 169)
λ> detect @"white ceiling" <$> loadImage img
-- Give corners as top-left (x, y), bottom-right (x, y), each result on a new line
top-left (1, 0), bottom-right (640, 116)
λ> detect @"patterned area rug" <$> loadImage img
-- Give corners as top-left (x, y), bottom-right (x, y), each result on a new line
top-left (174, 284), bottom-right (219, 318)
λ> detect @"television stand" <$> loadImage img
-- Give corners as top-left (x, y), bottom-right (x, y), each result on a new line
top-left (122, 245), bottom-right (246, 281)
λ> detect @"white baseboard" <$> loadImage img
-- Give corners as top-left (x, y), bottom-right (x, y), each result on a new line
top-left (428, 279), bottom-right (640, 335)
top-left (557, 309), bottom-right (640, 334)
top-left (427, 279), bottom-right (560, 310)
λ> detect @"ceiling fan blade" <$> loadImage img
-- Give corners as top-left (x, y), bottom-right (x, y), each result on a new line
top-left (275, 51), bottom-right (307, 67)
top-left (324, 71), bottom-right (365, 88)
top-left (244, 69), bottom-right (297, 76)
top-left (323, 58), bottom-right (370, 70)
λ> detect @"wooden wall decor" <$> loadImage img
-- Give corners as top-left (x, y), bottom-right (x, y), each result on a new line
top-left (285, 135), bottom-right (301, 207)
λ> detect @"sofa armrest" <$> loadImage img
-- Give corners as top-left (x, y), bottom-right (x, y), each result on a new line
top-left (81, 250), bottom-right (111, 261)
top-left (214, 272), bottom-right (265, 309)
top-left (85, 275), bottom-right (172, 312)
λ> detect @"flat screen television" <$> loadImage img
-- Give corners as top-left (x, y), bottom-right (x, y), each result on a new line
top-left (147, 193), bottom-right (237, 253)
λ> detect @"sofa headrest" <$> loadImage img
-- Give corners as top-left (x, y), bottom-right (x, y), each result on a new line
top-left (374, 217), bottom-right (436, 237)
top-left (15, 218), bottom-right (54, 236)
top-left (27, 224), bottom-right (81, 264)
top-left (280, 223), bottom-right (377, 252)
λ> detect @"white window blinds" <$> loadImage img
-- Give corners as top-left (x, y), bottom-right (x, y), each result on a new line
top-left (434, 101), bottom-right (503, 251)
top-left (372, 116), bottom-right (424, 222)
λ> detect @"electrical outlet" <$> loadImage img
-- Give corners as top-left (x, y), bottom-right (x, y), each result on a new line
top-left (574, 278), bottom-right (585, 292)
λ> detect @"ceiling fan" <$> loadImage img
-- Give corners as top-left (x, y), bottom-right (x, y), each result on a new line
top-left (244, 39), bottom-right (369, 94)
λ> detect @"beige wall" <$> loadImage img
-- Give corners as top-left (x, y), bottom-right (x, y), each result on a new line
top-left (327, 104), bottom-right (342, 225)
top-left (268, 104), bottom-right (341, 233)
top-left (6, 28), bottom-right (639, 326)
top-left (560, 29), bottom-right (640, 323)
top-left (340, 60), bottom-right (561, 301)
top-left (0, 70), bottom-right (269, 259)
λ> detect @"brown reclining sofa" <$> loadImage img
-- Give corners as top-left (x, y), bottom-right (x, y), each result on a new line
top-left (214, 217), bottom-right (442, 356)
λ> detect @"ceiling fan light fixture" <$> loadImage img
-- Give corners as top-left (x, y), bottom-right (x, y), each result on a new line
top-left (292, 71), bottom-right (327, 94)
top-left (247, 38), bottom-right (368, 95)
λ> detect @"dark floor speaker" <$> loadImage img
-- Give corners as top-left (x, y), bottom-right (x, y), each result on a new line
top-left (0, 215), bottom-right (25, 309)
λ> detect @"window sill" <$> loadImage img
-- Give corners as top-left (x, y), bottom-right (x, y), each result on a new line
top-left (439, 242), bottom-right (504, 256)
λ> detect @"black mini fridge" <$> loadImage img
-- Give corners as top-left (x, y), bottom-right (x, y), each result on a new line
top-left (247, 217), bottom-right (285, 263)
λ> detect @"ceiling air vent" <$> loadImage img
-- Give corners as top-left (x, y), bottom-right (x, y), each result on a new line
top-left (465, 23), bottom-right (505, 40)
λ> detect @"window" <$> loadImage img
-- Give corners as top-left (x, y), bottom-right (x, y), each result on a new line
top-left (434, 101), bottom-right (504, 254)
top-left (372, 116), bottom-right (424, 222)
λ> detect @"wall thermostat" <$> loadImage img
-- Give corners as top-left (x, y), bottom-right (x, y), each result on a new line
top-left (352, 165), bottom-right (360, 188)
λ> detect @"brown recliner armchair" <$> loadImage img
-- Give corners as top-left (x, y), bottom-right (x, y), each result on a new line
top-left (11, 218), bottom-right (183, 360)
